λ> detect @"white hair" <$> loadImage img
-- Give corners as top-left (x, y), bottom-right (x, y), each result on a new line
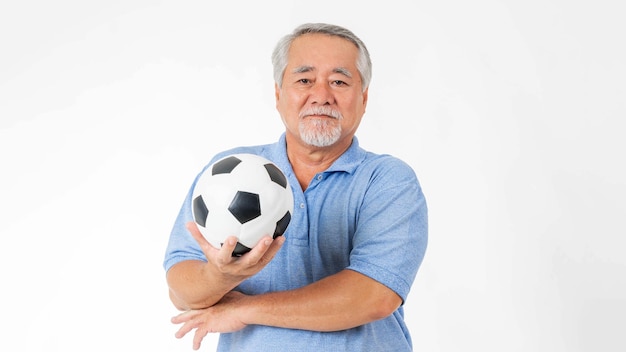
top-left (271, 23), bottom-right (372, 92)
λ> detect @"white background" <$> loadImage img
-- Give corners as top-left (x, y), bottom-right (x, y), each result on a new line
top-left (1, 0), bottom-right (624, 351)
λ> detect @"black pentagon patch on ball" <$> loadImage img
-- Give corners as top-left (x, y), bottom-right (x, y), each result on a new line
top-left (263, 163), bottom-right (288, 188)
top-left (273, 211), bottom-right (291, 238)
top-left (232, 242), bottom-right (252, 257)
top-left (192, 195), bottom-right (209, 227)
top-left (219, 241), bottom-right (252, 257)
top-left (228, 191), bottom-right (261, 224)
top-left (212, 156), bottom-right (242, 175)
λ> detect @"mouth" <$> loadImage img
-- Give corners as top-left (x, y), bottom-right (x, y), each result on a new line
top-left (299, 107), bottom-right (342, 120)
top-left (304, 114), bottom-right (335, 119)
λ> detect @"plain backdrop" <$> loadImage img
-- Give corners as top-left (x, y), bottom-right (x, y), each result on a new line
top-left (1, 1), bottom-right (624, 351)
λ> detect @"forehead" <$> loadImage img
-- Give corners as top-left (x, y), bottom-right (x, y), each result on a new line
top-left (287, 33), bottom-right (359, 70)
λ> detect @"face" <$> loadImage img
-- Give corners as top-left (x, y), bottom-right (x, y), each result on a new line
top-left (275, 33), bottom-right (368, 150)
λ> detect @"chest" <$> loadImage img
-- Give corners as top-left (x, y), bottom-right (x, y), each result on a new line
top-left (239, 171), bottom-right (368, 293)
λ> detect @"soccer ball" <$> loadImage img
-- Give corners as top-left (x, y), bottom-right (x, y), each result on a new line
top-left (191, 153), bottom-right (294, 256)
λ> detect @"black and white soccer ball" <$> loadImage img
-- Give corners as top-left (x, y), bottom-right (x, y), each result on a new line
top-left (191, 153), bottom-right (294, 256)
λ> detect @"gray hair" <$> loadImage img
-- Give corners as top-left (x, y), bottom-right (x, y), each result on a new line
top-left (271, 23), bottom-right (372, 92)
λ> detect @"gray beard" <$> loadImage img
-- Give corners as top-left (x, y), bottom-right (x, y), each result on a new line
top-left (299, 118), bottom-right (342, 147)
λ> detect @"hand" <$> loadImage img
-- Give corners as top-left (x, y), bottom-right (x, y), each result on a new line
top-left (172, 291), bottom-right (248, 350)
top-left (186, 221), bottom-right (285, 282)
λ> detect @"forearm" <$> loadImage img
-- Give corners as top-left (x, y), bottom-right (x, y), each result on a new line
top-left (167, 260), bottom-right (239, 310)
top-left (237, 269), bottom-right (402, 332)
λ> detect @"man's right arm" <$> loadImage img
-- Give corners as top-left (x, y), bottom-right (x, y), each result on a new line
top-left (166, 222), bottom-right (285, 310)
top-left (167, 260), bottom-right (237, 310)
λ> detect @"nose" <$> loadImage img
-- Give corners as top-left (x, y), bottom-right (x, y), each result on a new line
top-left (309, 81), bottom-right (335, 105)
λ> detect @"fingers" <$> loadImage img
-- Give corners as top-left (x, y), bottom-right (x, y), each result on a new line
top-left (242, 236), bottom-right (273, 265)
top-left (187, 221), bottom-right (239, 265)
top-left (187, 220), bottom-right (286, 278)
top-left (172, 312), bottom-right (198, 339)
top-left (172, 310), bottom-right (210, 351)
top-left (171, 309), bottom-right (198, 325)
top-left (245, 235), bottom-right (285, 267)
top-left (217, 235), bottom-right (284, 268)
top-left (174, 322), bottom-right (193, 340)
top-left (193, 329), bottom-right (209, 350)
top-left (266, 235), bottom-right (286, 259)
top-left (216, 236), bottom-right (238, 265)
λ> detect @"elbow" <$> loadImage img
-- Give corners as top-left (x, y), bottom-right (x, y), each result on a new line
top-left (368, 293), bottom-right (402, 321)
top-left (169, 289), bottom-right (190, 311)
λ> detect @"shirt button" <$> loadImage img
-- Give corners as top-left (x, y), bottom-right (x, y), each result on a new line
top-left (300, 203), bottom-right (305, 209)
top-left (317, 175), bottom-right (323, 180)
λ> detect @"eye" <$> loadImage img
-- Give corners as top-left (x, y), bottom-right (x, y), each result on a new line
top-left (298, 78), bottom-right (311, 84)
top-left (332, 80), bottom-right (348, 86)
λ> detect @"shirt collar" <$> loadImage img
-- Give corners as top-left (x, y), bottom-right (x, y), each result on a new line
top-left (273, 133), bottom-right (366, 175)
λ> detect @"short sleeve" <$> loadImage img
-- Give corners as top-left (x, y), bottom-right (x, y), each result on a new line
top-left (346, 158), bottom-right (428, 302)
top-left (163, 183), bottom-right (207, 272)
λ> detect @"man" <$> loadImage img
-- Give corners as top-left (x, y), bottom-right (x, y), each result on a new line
top-left (164, 23), bottom-right (428, 351)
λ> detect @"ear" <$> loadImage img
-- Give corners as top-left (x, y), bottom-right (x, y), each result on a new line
top-left (362, 87), bottom-right (369, 111)
top-left (274, 83), bottom-right (281, 106)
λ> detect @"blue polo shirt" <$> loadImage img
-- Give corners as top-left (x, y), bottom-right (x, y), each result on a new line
top-left (164, 134), bottom-right (428, 352)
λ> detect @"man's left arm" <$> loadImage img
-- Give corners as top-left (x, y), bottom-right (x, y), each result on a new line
top-left (172, 269), bottom-right (400, 350)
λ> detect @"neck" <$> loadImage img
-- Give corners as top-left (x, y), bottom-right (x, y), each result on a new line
top-left (285, 133), bottom-right (352, 190)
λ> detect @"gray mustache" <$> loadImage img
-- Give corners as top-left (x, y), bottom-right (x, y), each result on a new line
top-left (299, 106), bottom-right (343, 119)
